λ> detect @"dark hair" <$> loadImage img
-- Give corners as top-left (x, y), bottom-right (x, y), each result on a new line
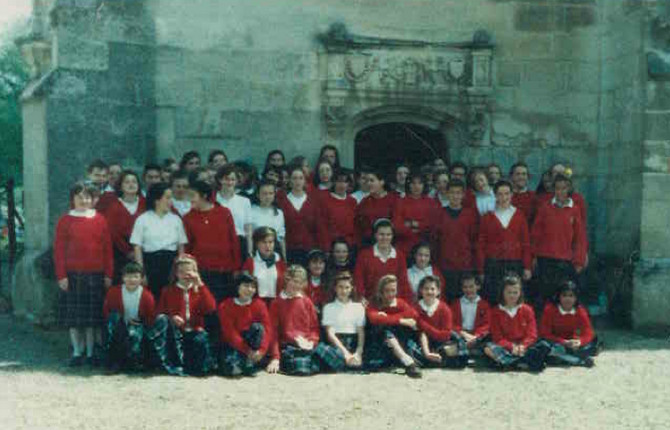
top-left (554, 279), bottom-right (580, 305)
top-left (418, 275), bottom-right (441, 298)
top-left (487, 163), bottom-right (501, 172)
top-left (307, 249), bottom-right (327, 263)
top-left (252, 226), bottom-right (277, 251)
top-left (143, 163), bottom-right (162, 177)
top-left (498, 272), bottom-right (524, 304)
top-left (122, 262), bottom-right (144, 276)
top-left (190, 180), bottom-right (213, 200)
top-left (87, 159), bottom-right (108, 173)
top-left (328, 270), bottom-right (359, 303)
top-left (553, 173), bottom-right (572, 187)
top-left (313, 159), bottom-right (334, 187)
top-left (69, 181), bottom-right (91, 208)
top-left (233, 161), bottom-right (257, 189)
top-left (460, 271), bottom-right (479, 287)
top-left (493, 179), bottom-right (513, 194)
top-left (367, 167), bottom-right (390, 191)
top-left (215, 163), bottom-right (238, 184)
top-left (208, 149), bottom-right (228, 164)
top-left (449, 161), bottom-right (468, 176)
top-left (170, 169), bottom-right (189, 184)
top-left (318, 144), bottom-right (340, 168)
top-left (179, 151), bottom-right (201, 170)
top-left (162, 158), bottom-right (177, 169)
top-left (146, 182), bottom-right (171, 211)
top-left (264, 149), bottom-right (285, 171)
top-left (405, 171), bottom-right (428, 196)
top-left (254, 179), bottom-right (279, 215)
top-left (410, 242), bottom-right (432, 263)
top-left (234, 271), bottom-right (258, 297)
top-left (372, 218), bottom-right (394, 236)
top-left (115, 170), bottom-right (142, 197)
top-left (447, 178), bottom-right (465, 190)
top-left (509, 161), bottom-right (529, 176)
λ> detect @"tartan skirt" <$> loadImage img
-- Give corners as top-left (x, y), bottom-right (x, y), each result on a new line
top-left (485, 339), bottom-right (551, 371)
top-left (105, 312), bottom-right (147, 370)
top-left (147, 314), bottom-right (214, 375)
top-left (58, 272), bottom-right (105, 328)
top-left (219, 323), bottom-right (266, 376)
top-left (406, 332), bottom-right (469, 369)
top-left (543, 337), bottom-right (598, 367)
top-left (280, 344), bottom-right (324, 376)
top-left (319, 334), bottom-right (359, 372)
top-left (364, 325), bottom-right (414, 370)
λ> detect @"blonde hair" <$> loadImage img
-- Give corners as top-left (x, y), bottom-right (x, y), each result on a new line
top-left (374, 274), bottom-right (398, 306)
top-left (284, 264), bottom-right (308, 284)
top-left (170, 254), bottom-right (201, 292)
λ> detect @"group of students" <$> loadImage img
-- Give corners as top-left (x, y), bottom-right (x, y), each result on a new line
top-left (52, 146), bottom-right (598, 377)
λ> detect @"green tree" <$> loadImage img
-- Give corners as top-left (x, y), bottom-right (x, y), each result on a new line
top-left (0, 42), bottom-right (29, 184)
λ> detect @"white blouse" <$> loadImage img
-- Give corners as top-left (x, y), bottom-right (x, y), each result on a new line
top-left (250, 205), bottom-right (285, 242)
top-left (322, 300), bottom-right (366, 334)
top-left (130, 210), bottom-right (188, 252)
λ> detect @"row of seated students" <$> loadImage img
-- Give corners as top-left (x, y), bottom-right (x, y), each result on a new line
top-left (101, 257), bottom-right (598, 378)
top-left (55, 149), bottom-right (590, 373)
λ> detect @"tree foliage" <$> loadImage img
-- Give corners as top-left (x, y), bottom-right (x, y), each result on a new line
top-left (0, 41), bottom-right (28, 184)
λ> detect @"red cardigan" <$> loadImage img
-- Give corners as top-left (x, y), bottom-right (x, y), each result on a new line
top-left (415, 301), bottom-right (453, 342)
top-left (354, 247), bottom-right (412, 303)
top-left (268, 295), bottom-right (320, 359)
top-left (277, 192), bottom-right (321, 251)
top-left (218, 297), bottom-right (272, 356)
top-left (53, 212), bottom-right (114, 281)
top-left (241, 257), bottom-right (286, 298)
top-left (476, 209), bottom-right (531, 272)
top-left (318, 193), bottom-right (357, 249)
top-left (489, 304), bottom-right (537, 351)
top-left (183, 204), bottom-right (241, 271)
top-left (449, 297), bottom-right (490, 338)
top-left (156, 284), bottom-right (216, 331)
top-left (531, 201), bottom-right (587, 267)
top-left (392, 195), bottom-right (440, 256)
top-left (432, 207), bottom-right (479, 272)
top-left (539, 303), bottom-right (595, 345)
top-left (511, 191), bottom-right (536, 225)
top-left (306, 278), bottom-right (329, 308)
top-left (102, 285), bottom-right (156, 326)
top-left (100, 196), bottom-right (146, 257)
top-left (366, 298), bottom-right (417, 326)
top-left (354, 193), bottom-right (399, 244)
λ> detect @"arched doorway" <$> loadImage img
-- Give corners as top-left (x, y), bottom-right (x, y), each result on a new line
top-left (354, 122), bottom-right (447, 172)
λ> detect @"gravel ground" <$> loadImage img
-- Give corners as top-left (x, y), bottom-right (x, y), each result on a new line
top-left (0, 315), bottom-right (668, 430)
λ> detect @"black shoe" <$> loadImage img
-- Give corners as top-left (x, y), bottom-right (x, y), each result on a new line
top-left (583, 357), bottom-right (595, 368)
top-left (405, 363), bottom-right (422, 379)
top-left (67, 356), bottom-right (84, 367)
top-left (84, 356), bottom-right (96, 367)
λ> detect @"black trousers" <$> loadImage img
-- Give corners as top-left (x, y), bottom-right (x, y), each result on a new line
top-left (483, 259), bottom-right (524, 305)
top-left (143, 250), bottom-right (177, 300)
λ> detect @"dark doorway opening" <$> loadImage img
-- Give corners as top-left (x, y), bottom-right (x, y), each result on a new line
top-left (354, 122), bottom-right (447, 173)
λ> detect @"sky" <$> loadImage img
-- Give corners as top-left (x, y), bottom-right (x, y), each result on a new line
top-left (0, 1), bottom-right (32, 33)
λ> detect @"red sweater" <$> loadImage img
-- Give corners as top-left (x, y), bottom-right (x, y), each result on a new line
top-left (318, 193), bottom-right (357, 248)
top-left (218, 297), bottom-right (272, 355)
top-left (415, 301), bottom-right (453, 342)
top-left (156, 284), bottom-right (216, 331)
top-left (432, 207), bottom-right (479, 272)
top-left (476, 210), bottom-right (531, 272)
top-left (268, 295), bottom-right (320, 359)
top-left (366, 298), bottom-right (417, 326)
top-left (277, 192), bottom-right (321, 251)
top-left (354, 247), bottom-right (412, 302)
top-left (463, 189), bottom-right (476, 210)
top-left (392, 196), bottom-right (440, 256)
top-left (53, 212), bottom-right (114, 280)
top-left (306, 278), bottom-right (329, 308)
top-left (449, 297), bottom-right (490, 338)
top-left (100, 196), bottom-right (146, 257)
top-left (539, 303), bottom-right (595, 345)
top-left (537, 191), bottom-right (588, 225)
top-left (354, 193), bottom-right (399, 244)
top-left (531, 201), bottom-right (587, 266)
top-left (102, 285), bottom-right (156, 326)
top-left (511, 191), bottom-right (536, 225)
top-left (490, 304), bottom-right (537, 351)
top-left (241, 257), bottom-right (286, 297)
top-left (183, 205), bottom-right (241, 271)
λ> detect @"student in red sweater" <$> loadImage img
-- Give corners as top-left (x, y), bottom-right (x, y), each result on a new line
top-left (148, 254), bottom-right (217, 376)
top-left (241, 227), bottom-right (287, 303)
top-left (476, 180), bottom-right (532, 305)
top-left (318, 169), bottom-right (357, 250)
top-left (54, 182), bottom-right (114, 367)
top-left (432, 179), bottom-right (479, 301)
top-left (539, 280), bottom-right (598, 367)
top-left (354, 219), bottom-right (412, 304)
top-left (217, 272), bottom-right (272, 376)
top-left (354, 168), bottom-right (399, 246)
top-left (408, 276), bottom-right (467, 369)
top-left (509, 162), bottom-right (537, 225)
top-left (392, 171), bottom-right (440, 256)
top-left (450, 273), bottom-right (490, 353)
top-left (327, 238), bottom-right (354, 276)
top-left (266, 265), bottom-right (331, 375)
top-left (364, 275), bottom-right (422, 378)
top-left (449, 161), bottom-right (476, 210)
top-left (102, 262), bottom-right (155, 371)
top-left (99, 170), bottom-right (146, 284)
top-left (531, 174), bottom-right (587, 312)
top-left (305, 249), bottom-right (329, 311)
top-left (277, 165), bottom-right (321, 266)
top-left (183, 180), bottom-right (241, 302)
top-left (484, 274), bottom-right (550, 371)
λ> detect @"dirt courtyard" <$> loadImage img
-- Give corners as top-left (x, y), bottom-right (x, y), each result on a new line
top-left (0, 315), bottom-right (668, 430)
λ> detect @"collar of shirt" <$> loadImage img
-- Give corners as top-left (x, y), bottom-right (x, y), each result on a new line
top-left (373, 244), bottom-right (396, 262)
top-left (551, 196), bottom-right (574, 208)
top-left (494, 206), bottom-right (516, 228)
top-left (254, 251), bottom-right (280, 267)
top-left (310, 277), bottom-right (321, 286)
top-left (69, 209), bottom-right (96, 218)
top-left (176, 282), bottom-right (193, 292)
top-left (558, 305), bottom-right (577, 315)
top-left (419, 299), bottom-right (439, 317)
top-left (330, 192), bottom-right (348, 200)
top-left (234, 297), bottom-right (253, 306)
top-left (279, 291), bottom-right (303, 300)
top-left (461, 295), bottom-right (481, 306)
top-left (287, 192), bottom-right (307, 206)
top-left (498, 303), bottom-right (521, 318)
top-left (409, 265), bottom-right (433, 278)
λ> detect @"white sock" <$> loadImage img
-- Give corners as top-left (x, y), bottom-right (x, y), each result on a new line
top-left (85, 328), bottom-right (95, 358)
top-left (69, 328), bottom-right (82, 357)
top-left (399, 354), bottom-right (414, 367)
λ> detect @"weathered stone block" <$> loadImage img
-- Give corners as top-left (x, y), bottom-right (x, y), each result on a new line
top-left (54, 31), bottom-right (109, 71)
top-left (562, 6), bottom-right (597, 32)
top-left (514, 4), bottom-right (559, 32)
top-left (642, 172), bottom-right (670, 202)
top-left (633, 259), bottom-right (670, 329)
top-left (522, 61), bottom-right (568, 94)
top-left (643, 139), bottom-right (670, 172)
top-left (640, 226), bottom-right (670, 258)
top-left (514, 35), bottom-right (553, 59)
top-left (496, 62), bottom-right (521, 87)
top-left (568, 62), bottom-right (600, 93)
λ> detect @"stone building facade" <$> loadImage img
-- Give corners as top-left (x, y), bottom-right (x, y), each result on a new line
top-left (15, 0), bottom-right (670, 329)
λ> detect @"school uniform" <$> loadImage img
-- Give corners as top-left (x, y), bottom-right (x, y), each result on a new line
top-left (475, 190), bottom-right (496, 216)
top-left (102, 285), bottom-right (155, 370)
top-left (487, 304), bottom-right (550, 371)
top-left (354, 245), bottom-right (413, 303)
top-left (463, 188), bottom-right (476, 210)
top-left (183, 204), bottom-right (241, 302)
top-left (432, 206), bottom-right (479, 301)
top-left (511, 189), bottom-right (537, 225)
top-left (277, 191), bottom-right (321, 265)
top-left (241, 253), bottom-right (286, 301)
top-left (354, 193), bottom-right (399, 246)
top-left (406, 264), bottom-right (447, 303)
top-left (217, 297), bottom-right (271, 376)
top-left (392, 195), bottom-right (440, 256)
top-left (539, 303), bottom-right (597, 366)
top-left (268, 292), bottom-right (331, 375)
top-left (130, 210), bottom-right (188, 299)
top-left (148, 283), bottom-right (217, 375)
top-left (318, 299), bottom-right (366, 371)
top-left (450, 295), bottom-right (491, 342)
top-left (364, 298), bottom-right (417, 370)
top-left (54, 209), bottom-right (114, 328)
top-left (216, 192), bottom-right (253, 259)
top-left (249, 205), bottom-right (286, 246)
top-left (318, 192), bottom-right (357, 249)
top-left (407, 300), bottom-right (467, 368)
top-left (306, 277), bottom-right (329, 310)
top-left (100, 196), bottom-right (146, 283)
top-left (476, 207), bottom-right (531, 305)
top-left (351, 190), bottom-right (369, 204)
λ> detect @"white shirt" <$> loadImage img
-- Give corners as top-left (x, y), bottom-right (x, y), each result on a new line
top-left (254, 252), bottom-right (280, 299)
top-left (216, 193), bottom-right (252, 236)
top-left (494, 206), bottom-right (516, 229)
top-left (322, 300), bottom-right (366, 334)
top-left (351, 190), bottom-right (369, 204)
top-left (250, 205), bottom-right (285, 242)
top-left (287, 192), bottom-right (307, 212)
top-left (476, 190), bottom-right (496, 215)
top-left (419, 299), bottom-right (439, 317)
top-left (121, 285), bottom-right (143, 323)
top-left (551, 196), bottom-right (574, 208)
top-left (460, 295), bottom-right (481, 331)
top-left (373, 244), bottom-right (396, 263)
top-left (171, 198), bottom-right (191, 217)
top-left (558, 305), bottom-right (576, 315)
top-left (119, 197), bottom-right (139, 215)
top-left (436, 193), bottom-right (449, 208)
top-left (68, 209), bottom-right (96, 218)
top-left (130, 210), bottom-right (188, 252)
top-left (407, 265), bottom-right (434, 295)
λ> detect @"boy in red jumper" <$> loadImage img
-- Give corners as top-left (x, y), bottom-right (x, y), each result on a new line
top-left (509, 162), bottom-right (537, 225)
top-left (531, 174), bottom-right (587, 312)
top-left (449, 273), bottom-right (490, 354)
top-left (102, 262), bottom-right (155, 371)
